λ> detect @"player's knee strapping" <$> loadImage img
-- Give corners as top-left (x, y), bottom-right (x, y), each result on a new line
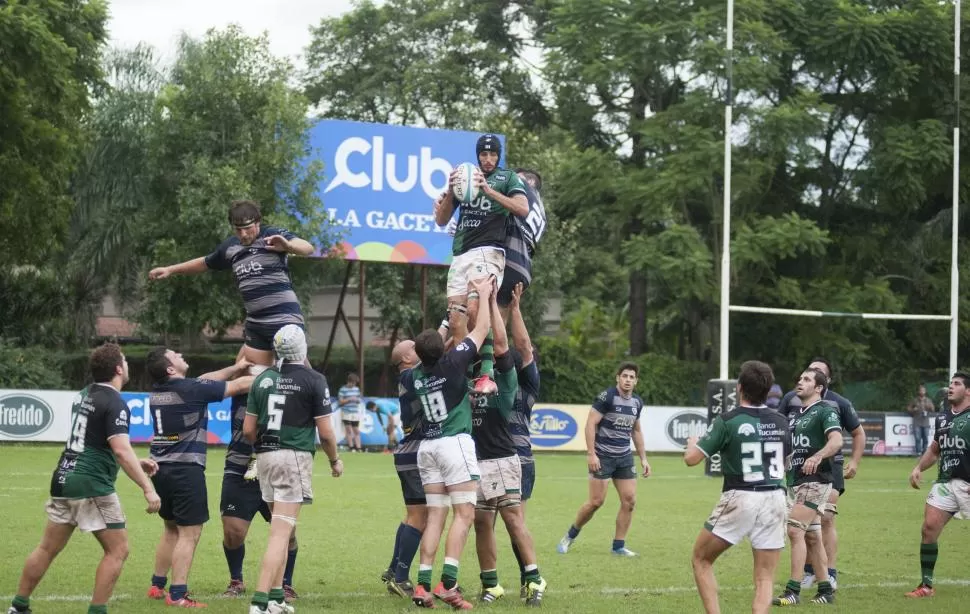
top-left (426, 493), bottom-right (451, 508)
top-left (825, 502), bottom-right (838, 516)
top-left (787, 517), bottom-right (811, 531)
top-left (450, 491), bottom-right (478, 506)
top-left (496, 495), bottom-right (521, 510)
top-left (476, 499), bottom-right (497, 513)
top-left (272, 514), bottom-right (298, 527)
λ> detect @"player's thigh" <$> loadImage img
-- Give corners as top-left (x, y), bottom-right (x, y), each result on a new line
top-left (752, 547), bottom-right (782, 579)
top-left (446, 252), bottom-right (476, 299)
top-left (257, 449), bottom-right (315, 505)
top-left (822, 488), bottom-right (840, 522)
top-left (92, 526), bottom-right (129, 558)
top-left (952, 478), bottom-right (970, 518)
top-left (520, 461), bottom-right (536, 502)
top-left (586, 475), bottom-right (610, 505)
top-left (166, 465), bottom-right (210, 526)
top-left (439, 434), bottom-right (481, 488)
top-left (417, 440), bottom-right (445, 487)
top-left (749, 490), bottom-right (788, 550)
top-left (692, 527), bottom-right (732, 563)
top-left (35, 513), bottom-right (76, 555)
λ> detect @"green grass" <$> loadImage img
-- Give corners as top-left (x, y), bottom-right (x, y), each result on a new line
top-left (0, 445), bottom-right (967, 613)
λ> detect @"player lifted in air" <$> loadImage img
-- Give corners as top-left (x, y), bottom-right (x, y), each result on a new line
top-left (773, 368), bottom-right (842, 606)
top-left (470, 278), bottom-right (547, 606)
top-left (148, 200), bottom-right (315, 368)
top-left (496, 169), bottom-right (546, 315)
top-left (905, 371), bottom-right (970, 598)
top-left (7, 344), bottom-right (161, 614)
top-left (144, 348), bottom-right (253, 608)
top-left (684, 360), bottom-right (789, 614)
top-left (400, 276), bottom-right (494, 609)
top-left (244, 325), bottom-right (343, 614)
top-left (558, 363), bottom-right (651, 556)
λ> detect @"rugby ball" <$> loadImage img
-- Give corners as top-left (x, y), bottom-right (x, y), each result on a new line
top-left (451, 162), bottom-right (479, 204)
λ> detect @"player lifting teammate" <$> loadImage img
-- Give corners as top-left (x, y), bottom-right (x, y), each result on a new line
top-left (149, 200), bottom-right (315, 368)
top-left (144, 349), bottom-right (253, 608)
top-left (773, 368), bottom-right (842, 606)
top-left (401, 276), bottom-right (494, 609)
top-left (905, 371), bottom-right (970, 598)
top-left (244, 325), bottom-right (343, 614)
top-left (470, 280), bottom-right (547, 606)
top-left (684, 361), bottom-right (789, 614)
top-left (7, 344), bottom-right (161, 614)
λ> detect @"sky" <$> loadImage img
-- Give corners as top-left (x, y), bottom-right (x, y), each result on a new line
top-left (106, 0), bottom-right (360, 64)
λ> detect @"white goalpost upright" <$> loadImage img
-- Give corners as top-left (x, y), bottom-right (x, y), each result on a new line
top-left (716, 0), bottom-right (962, 381)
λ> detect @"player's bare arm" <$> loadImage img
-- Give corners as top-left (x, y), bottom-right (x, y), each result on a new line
top-left (909, 440), bottom-right (941, 489)
top-left (488, 282), bottom-right (509, 356)
top-left (224, 376), bottom-right (255, 398)
top-left (464, 276), bottom-right (495, 349)
top-left (802, 430), bottom-right (843, 476)
top-left (108, 434), bottom-right (162, 513)
top-left (264, 234), bottom-right (314, 256)
top-left (199, 358), bottom-right (253, 383)
top-left (315, 415), bottom-right (343, 477)
top-left (148, 256), bottom-right (208, 280)
top-left (474, 169), bottom-right (529, 217)
top-left (242, 413), bottom-right (259, 444)
top-left (632, 420), bottom-right (651, 477)
top-left (683, 436), bottom-right (705, 467)
top-left (434, 173), bottom-right (459, 226)
top-left (845, 425), bottom-right (866, 479)
top-left (508, 283), bottom-right (534, 366)
top-left (585, 410), bottom-right (603, 472)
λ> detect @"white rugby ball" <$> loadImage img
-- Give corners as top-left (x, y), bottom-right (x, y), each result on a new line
top-left (451, 162), bottom-right (479, 204)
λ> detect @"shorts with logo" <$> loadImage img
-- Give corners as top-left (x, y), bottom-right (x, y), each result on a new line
top-left (447, 247), bottom-right (505, 298)
top-left (520, 459), bottom-right (536, 501)
top-left (257, 449), bottom-right (315, 504)
top-left (926, 479), bottom-right (970, 517)
top-left (245, 320), bottom-right (304, 352)
top-left (591, 453), bottom-right (636, 480)
top-left (46, 494), bottom-right (126, 532)
top-left (789, 481), bottom-right (833, 514)
top-left (477, 455), bottom-right (521, 508)
top-left (705, 489), bottom-right (787, 549)
top-left (417, 433), bottom-right (480, 487)
top-left (397, 468), bottom-right (427, 506)
top-left (153, 462), bottom-right (209, 526)
top-left (220, 472), bottom-right (271, 522)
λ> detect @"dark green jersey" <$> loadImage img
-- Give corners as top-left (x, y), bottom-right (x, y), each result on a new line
top-left (399, 338), bottom-right (480, 439)
top-left (935, 407), bottom-right (970, 482)
top-left (788, 399), bottom-right (842, 486)
top-left (696, 406), bottom-right (789, 492)
top-left (50, 384), bottom-right (130, 499)
top-left (472, 367), bottom-right (519, 460)
top-left (247, 363), bottom-right (333, 454)
top-left (452, 167), bottom-right (527, 255)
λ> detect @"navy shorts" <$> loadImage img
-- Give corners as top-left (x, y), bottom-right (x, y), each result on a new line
top-left (244, 320), bottom-right (304, 352)
top-left (153, 463), bottom-right (209, 526)
top-left (520, 460), bottom-right (536, 501)
top-left (398, 468), bottom-right (427, 506)
top-left (591, 454), bottom-right (636, 480)
top-left (220, 472), bottom-right (271, 523)
top-left (496, 265), bottom-right (531, 307)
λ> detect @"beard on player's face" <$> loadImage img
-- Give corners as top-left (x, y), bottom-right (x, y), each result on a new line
top-left (478, 151), bottom-right (498, 172)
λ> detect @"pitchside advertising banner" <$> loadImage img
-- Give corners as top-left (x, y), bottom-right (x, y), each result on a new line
top-left (309, 120), bottom-right (506, 266)
top-left (0, 388), bottom-right (940, 455)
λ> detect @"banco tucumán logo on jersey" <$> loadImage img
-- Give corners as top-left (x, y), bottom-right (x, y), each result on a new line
top-left (0, 393), bottom-right (54, 439)
top-left (737, 423), bottom-right (756, 436)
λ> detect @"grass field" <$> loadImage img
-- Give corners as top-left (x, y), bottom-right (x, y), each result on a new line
top-left (0, 445), bottom-right (967, 613)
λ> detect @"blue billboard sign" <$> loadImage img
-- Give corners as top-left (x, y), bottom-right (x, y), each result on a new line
top-left (308, 120), bottom-right (504, 266)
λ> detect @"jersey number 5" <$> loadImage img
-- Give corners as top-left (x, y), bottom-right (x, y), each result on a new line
top-left (419, 390), bottom-right (448, 423)
top-left (740, 441), bottom-right (785, 482)
top-left (267, 394), bottom-right (286, 431)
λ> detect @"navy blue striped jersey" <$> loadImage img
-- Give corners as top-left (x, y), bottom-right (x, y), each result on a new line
top-left (395, 370), bottom-right (425, 473)
top-left (149, 377), bottom-right (226, 466)
top-left (512, 182), bottom-right (546, 255)
top-left (224, 394), bottom-right (253, 476)
top-left (592, 387), bottom-right (644, 458)
top-left (509, 361), bottom-right (540, 462)
top-left (204, 226), bottom-right (305, 327)
top-left (504, 183), bottom-right (543, 285)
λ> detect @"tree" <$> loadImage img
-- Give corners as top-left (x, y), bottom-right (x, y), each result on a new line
top-left (0, 0), bottom-right (108, 265)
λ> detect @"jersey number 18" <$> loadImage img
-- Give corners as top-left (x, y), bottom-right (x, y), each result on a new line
top-left (419, 390), bottom-right (448, 423)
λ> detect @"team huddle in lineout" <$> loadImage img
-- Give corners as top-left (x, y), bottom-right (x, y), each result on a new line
top-left (5, 135), bottom-right (970, 614)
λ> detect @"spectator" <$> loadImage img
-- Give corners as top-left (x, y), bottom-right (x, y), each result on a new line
top-left (907, 384), bottom-right (935, 456)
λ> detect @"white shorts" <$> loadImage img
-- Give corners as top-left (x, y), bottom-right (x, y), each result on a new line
top-left (417, 434), bottom-right (480, 487)
top-left (926, 479), bottom-right (970, 517)
top-left (477, 455), bottom-right (522, 504)
top-left (46, 494), bottom-right (126, 532)
top-left (446, 247), bottom-right (505, 298)
top-left (704, 489), bottom-right (787, 550)
top-left (257, 449), bottom-right (314, 504)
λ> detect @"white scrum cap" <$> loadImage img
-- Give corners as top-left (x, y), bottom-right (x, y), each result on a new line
top-left (274, 324), bottom-right (307, 362)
